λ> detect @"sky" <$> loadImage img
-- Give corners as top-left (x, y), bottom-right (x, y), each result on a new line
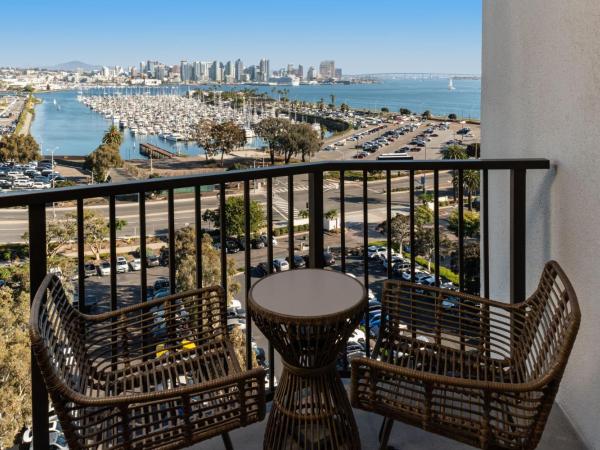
top-left (1, 0), bottom-right (482, 74)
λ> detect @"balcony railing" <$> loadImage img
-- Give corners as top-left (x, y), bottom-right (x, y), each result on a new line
top-left (0, 158), bottom-right (549, 448)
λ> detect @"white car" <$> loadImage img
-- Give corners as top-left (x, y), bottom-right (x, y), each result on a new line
top-left (31, 181), bottom-right (50, 189)
top-left (381, 254), bottom-right (404, 269)
top-left (97, 261), bottom-right (111, 276)
top-left (116, 256), bottom-right (129, 273)
top-left (273, 258), bottom-right (290, 272)
top-left (129, 258), bottom-right (142, 271)
top-left (227, 318), bottom-right (246, 332)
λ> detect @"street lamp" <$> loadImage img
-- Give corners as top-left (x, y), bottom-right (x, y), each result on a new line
top-left (51, 146), bottom-right (58, 220)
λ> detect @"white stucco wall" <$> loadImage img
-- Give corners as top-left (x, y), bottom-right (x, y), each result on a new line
top-left (482, 1), bottom-right (600, 448)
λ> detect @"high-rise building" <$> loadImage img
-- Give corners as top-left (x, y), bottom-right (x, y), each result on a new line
top-left (180, 60), bottom-right (193, 82)
top-left (319, 60), bottom-right (335, 79)
top-left (235, 59), bottom-right (244, 82)
top-left (209, 61), bottom-right (219, 81)
top-left (200, 61), bottom-right (211, 81)
top-left (259, 58), bottom-right (270, 82)
top-left (297, 64), bottom-right (304, 79)
top-left (225, 61), bottom-right (235, 81)
top-left (307, 66), bottom-right (317, 81)
top-left (154, 64), bottom-right (166, 80)
top-left (192, 61), bottom-right (201, 81)
top-left (334, 68), bottom-right (342, 80)
top-left (245, 65), bottom-right (257, 82)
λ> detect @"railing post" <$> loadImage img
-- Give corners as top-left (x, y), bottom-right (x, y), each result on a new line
top-left (308, 171), bottom-right (324, 269)
top-left (29, 203), bottom-right (49, 450)
top-left (510, 169), bottom-right (526, 303)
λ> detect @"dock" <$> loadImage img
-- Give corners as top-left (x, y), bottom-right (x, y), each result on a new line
top-left (139, 143), bottom-right (176, 159)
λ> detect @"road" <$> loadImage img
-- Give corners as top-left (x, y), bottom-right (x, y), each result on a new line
top-left (0, 172), bottom-right (454, 243)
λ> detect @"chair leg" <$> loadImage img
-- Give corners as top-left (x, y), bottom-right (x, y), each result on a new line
top-left (378, 417), bottom-right (394, 450)
top-left (222, 432), bottom-right (233, 450)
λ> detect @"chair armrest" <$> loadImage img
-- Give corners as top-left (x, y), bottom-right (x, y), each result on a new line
top-left (60, 366), bottom-right (266, 407)
top-left (351, 356), bottom-right (552, 394)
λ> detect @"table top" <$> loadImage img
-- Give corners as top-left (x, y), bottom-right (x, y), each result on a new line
top-left (249, 269), bottom-right (366, 319)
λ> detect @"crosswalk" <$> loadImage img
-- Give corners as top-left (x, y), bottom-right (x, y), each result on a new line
top-left (271, 181), bottom-right (340, 195)
top-left (271, 194), bottom-right (301, 220)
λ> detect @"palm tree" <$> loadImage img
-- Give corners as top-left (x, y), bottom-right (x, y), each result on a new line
top-left (462, 170), bottom-right (480, 210)
top-left (329, 94), bottom-right (336, 109)
top-left (441, 145), bottom-right (468, 202)
top-left (102, 125), bottom-right (122, 148)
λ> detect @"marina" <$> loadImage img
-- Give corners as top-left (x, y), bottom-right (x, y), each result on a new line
top-left (30, 79), bottom-right (480, 160)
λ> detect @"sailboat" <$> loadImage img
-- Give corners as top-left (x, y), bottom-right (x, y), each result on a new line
top-left (448, 78), bottom-right (456, 91)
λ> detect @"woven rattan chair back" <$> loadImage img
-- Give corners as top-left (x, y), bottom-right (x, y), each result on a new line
top-left (30, 274), bottom-right (265, 450)
top-left (351, 261), bottom-right (580, 450)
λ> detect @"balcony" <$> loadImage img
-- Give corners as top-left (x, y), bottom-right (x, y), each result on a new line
top-left (0, 159), bottom-right (585, 449)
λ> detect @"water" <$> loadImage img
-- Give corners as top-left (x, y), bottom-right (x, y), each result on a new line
top-left (30, 79), bottom-right (480, 159)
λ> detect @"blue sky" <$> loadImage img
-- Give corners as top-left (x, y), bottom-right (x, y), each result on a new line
top-left (1, 0), bottom-right (482, 74)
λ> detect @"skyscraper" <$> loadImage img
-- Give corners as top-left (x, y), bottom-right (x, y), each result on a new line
top-left (259, 58), bottom-right (270, 82)
top-left (225, 61), bottom-right (235, 82)
top-left (209, 61), bottom-right (218, 82)
top-left (235, 59), bottom-right (244, 82)
top-left (307, 66), bottom-right (317, 81)
top-left (297, 64), bottom-right (304, 79)
top-left (180, 60), bottom-right (192, 82)
top-left (319, 60), bottom-right (335, 79)
top-left (334, 68), bottom-right (342, 80)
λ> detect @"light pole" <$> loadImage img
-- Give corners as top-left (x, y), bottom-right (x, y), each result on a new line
top-left (51, 146), bottom-right (58, 220)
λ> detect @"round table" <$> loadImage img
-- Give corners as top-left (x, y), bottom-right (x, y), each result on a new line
top-left (249, 269), bottom-right (366, 450)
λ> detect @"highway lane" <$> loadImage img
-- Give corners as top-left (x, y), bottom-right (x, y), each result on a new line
top-left (0, 172), bottom-right (454, 242)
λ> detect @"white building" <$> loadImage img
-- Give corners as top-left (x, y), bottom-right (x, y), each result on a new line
top-left (483, 1), bottom-right (600, 448)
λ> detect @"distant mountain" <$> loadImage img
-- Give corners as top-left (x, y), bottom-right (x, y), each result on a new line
top-left (45, 61), bottom-right (102, 72)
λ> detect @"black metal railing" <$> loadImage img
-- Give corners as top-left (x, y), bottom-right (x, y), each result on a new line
top-left (0, 158), bottom-right (549, 448)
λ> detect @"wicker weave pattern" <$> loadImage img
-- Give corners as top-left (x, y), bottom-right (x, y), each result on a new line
top-left (30, 274), bottom-right (266, 450)
top-left (351, 261), bottom-right (580, 450)
top-left (249, 281), bottom-right (366, 449)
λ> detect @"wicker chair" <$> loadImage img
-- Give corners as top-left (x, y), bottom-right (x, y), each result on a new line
top-left (29, 274), bottom-right (266, 450)
top-left (351, 261), bottom-right (580, 450)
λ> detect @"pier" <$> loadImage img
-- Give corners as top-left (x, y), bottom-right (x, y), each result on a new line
top-left (139, 143), bottom-right (176, 159)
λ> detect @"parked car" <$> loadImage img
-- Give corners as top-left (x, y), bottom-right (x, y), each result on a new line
top-left (287, 254), bottom-right (306, 269)
top-left (153, 278), bottom-right (170, 293)
top-left (84, 263), bottom-right (96, 277)
top-left (129, 258), bottom-right (142, 271)
top-left (116, 256), bottom-right (128, 273)
top-left (323, 251), bottom-right (336, 266)
top-left (273, 258), bottom-right (290, 272)
top-left (259, 234), bottom-right (277, 247)
top-left (146, 254), bottom-right (160, 267)
top-left (97, 261), bottom-right (111, 276)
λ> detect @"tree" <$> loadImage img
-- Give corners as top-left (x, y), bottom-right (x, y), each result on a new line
top-left (381, 107), bottom-right (389, 113)
top-left (466, 143), bottom-right (481, 158)
top-left (340, 103), bottom-right (349, 113)
top-left (377, 213), bottom-right (410, 251)
top-left (441, 145), bottom-right (468, 201)
top-left (462, 170), bottom-right (480, 210)
top-left (422, 110), bottom-right (432, 120)
top-left (0, 134), bottom-right (41, 162)
top-left (399, 108), bottom-right (412, 115)
top-left (329, 94), bottom-right (336, 109)
top-left (174, 227), bottom-right (240, 301)
top-left (206, 196), bottom-right (265, 237)
top-left (84, 144), bottom-right (123, 182)
top-left (448, 209), bottom-right (480, 238)
top-left (0, 288), bottom-right (31, 448)
top-left (448, 113), bottom-right (458, 120)
top-left (73, 210), bottom-right (127, 261)
top-left (102, 125), bottom-right (122, 147)
top-left (194, 119), bottom-right (218, 161)
top-left (414, 227), bottom-right (435, 270)
top-left (415, 204), bottom-right (433, 227)
top-left (298, 209), bottom-right (309, 219)
top-left (252, 117), bottom-right (291, 165)
top-left (463, 243), bottom-right (481, 295)
top-left (275, 123), bottom-right (322, 163)
top-left (317, 98), bottom-right (325, 111)
top-left (211, 121), bottom-right (246, 167)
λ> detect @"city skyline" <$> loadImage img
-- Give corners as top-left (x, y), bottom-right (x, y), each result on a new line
top-left (0, 0), bottom-right (482, 74)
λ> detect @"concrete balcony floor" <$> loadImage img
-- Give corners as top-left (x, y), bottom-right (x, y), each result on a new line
top-left (189, 401), bottom-right (585, 450)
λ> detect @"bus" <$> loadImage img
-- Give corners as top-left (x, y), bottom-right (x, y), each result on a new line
top-left (376, 153), bottom-right (414, 161)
